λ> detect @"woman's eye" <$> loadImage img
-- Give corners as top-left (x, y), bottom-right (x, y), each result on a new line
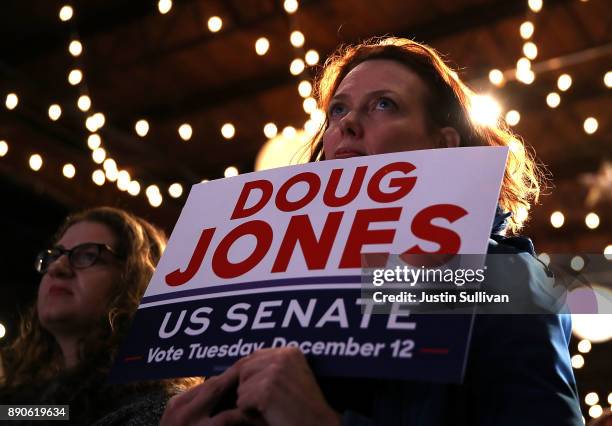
top-left (375, 98), bottom-right (395, 111)
top-left (329, 104), bottom-right (346, 117)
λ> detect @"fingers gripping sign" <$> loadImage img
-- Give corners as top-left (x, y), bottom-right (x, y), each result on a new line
top-left (233, 348), bottom-right (342, 426)
top-left (160, 369), bottom-right (248, 426)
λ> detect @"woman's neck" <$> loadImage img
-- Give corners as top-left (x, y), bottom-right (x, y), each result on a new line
top-left (54, 335), bottom-right (80, 369)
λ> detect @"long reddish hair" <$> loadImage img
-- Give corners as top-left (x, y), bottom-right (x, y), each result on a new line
top-left (309, 37), bottom-right (545, 233)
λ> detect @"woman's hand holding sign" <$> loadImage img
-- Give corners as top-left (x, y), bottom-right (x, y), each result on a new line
top-left (161, 347), bottom-right (340, 426)
top-left (232, 347), bottom-right (341, 426)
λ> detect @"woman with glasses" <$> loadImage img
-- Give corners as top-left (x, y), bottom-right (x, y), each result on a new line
top-left (0, 206), bottom-right (199, 424)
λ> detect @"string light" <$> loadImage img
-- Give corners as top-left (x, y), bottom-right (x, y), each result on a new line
top-left (522, 42), bottom-right (538, 60)
top-left (305, 50), bottom-right (319, 65)
top-left (62, 163), bottom-right (76, 178)
top-left (585, 212), bottom-right (600, 229)
top-left (557, 74), bottom-right (572, 91)
top-left (505, 110), bottom-right (520, 126)
top-left (224, 166), bottom-right (239, 178)
top-left (0, 323), bottom-right (5, 339)
top-left (207, 16), bottom-right (222, 33)
top-left (283, 0), bottom-right (298, 14)
top-left (589, 405), bottom-right (603, 419)
top-left (577, 339), bottom-right (592, 353)
top-left (570, 256), bottom-right (585, 271)
top-left (92, 147), bottom-right (106, 164)
top-left (85, 116), bottom-right (98, 132)
top-left (290, 31), bottom-right (305, 47)
top-left (178, 123), bottom-right (193, 141)
top-left (92, 169), bottom-right (105, 186)
top-left (221, 123), bottom-right (235, 139)
top-left (263, 123), bottom-right (278, 139)
top-left (103, 158), bottom-right (117, 173)
top-left (537, 253), bottom-right (550, 266)
top-left (583, 117), bottom-right (598, 134)
top-left (169, 183), bottom-right (183, 198)
top-left (550, 211), bottom-right (565, 228)
top-left (146, 184), bottom-right (161, 199)
top-left (517, 58), bottom-right (531, 72)
top-left (298, 80), bottom-right (312, 98)
top-left (604, 71), bottom-right (612, 88)
top-left (68, 40), bottom-right (82, 56)
top-left (282, 126), bottom-right (297, 139)
top-left (87, 134), bottom-right (101, 150)
top-left (135, 119), bottom-right (149, 137)
top-left (92, 112), bottom-right (105, 129)
top-left (488, 69), bottom-right (504, 86)
top-left (585, 392), bottom-right (599, 406)
top-left (59, 5), bottom-right (73, 22)
top-left (77, 95), bottom-right (91, 111)
top-left (68, 69), bottom-right (83, 86)
top-left (128, 180), bottom-right (141, 196)
top-left (5, 93), bottom-right (18, 110)
top-left (255, 37), bottom-right (270, 56)
top-left (528, 0), bottom-right (543, 13)
top-left (158, 0), bottom-right (172, 14)
top-left (571, 354), bottom-right (584, 369)
top-left (546, 92), bottom-right (561, 108)
top-left (605, 245), bottom-right (612, 258)
top-left (149, 193), bottom-right (163, 207)
top-left (117, 170), bottom-right (130, 191)
top-left (29, 154), bottom-right (43, 171)
top-left (520, 21), bottom-right (535, 39)
top-left (608, 392), bottom-right (612, 405)
top-left (0, 141), bottom-right (7, 157)
top-left (469, 94), bottom-right (501, 126)
top-left (48, 104), bottom-right (62, 121)
top-left (518, 69), bottom-right (535, 84)
top-left (303, 97), bottom-right (317, 114)
top-left (290, 58), bottom-right (305, 76)
top-left (105, 167), bottom-right (118, 182)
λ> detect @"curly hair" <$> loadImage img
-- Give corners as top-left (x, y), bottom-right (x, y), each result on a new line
top-left (1, 207), bottom-right (200, 391)
top-left (309, 37), bottom-right (545, 233)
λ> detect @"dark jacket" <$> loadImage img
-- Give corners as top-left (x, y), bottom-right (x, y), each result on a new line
top-left (322, 236), bottom-right (582, 426)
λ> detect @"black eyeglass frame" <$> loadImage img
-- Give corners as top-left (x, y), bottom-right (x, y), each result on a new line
top-left (34, 242), bottom-right (120, 274)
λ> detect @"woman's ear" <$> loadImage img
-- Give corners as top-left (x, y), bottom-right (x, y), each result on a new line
top-left (438, 127), bottom-right (461, 148)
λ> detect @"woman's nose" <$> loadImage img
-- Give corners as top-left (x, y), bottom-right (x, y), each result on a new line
top-left (46, 254), bottom-right (74, 278)
top-left (339, 111), bottom-right (364, 138)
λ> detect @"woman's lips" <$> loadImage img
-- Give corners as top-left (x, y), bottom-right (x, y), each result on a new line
top-left (48, 285), bottom-right (73, 296)
top-left (334, 148), bottom-right (365, 159)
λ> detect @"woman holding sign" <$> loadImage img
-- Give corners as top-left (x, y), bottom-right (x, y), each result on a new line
top-left (161, 38), bottom-right (582, 425)
top-left (0, 207), bottom-right (199, 424)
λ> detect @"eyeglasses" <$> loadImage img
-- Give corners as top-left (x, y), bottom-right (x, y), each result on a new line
top-left (35, 242), bottom-right (120, 274)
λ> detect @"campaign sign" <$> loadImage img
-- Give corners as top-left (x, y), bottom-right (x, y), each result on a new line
top-left (110, 147), bottom-right (508, 384)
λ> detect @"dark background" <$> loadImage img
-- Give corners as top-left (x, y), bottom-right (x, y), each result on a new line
top-left (1, 0), bottom-right (610, 420)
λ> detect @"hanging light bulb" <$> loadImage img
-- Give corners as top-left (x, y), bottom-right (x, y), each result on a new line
top-left (290, 31), bottom-right (305, 47)
top-left (68, 69), bottom-right (83, 85)
top-left (77, 95), bottom-right (91, 111)
top-left (305, 50), bottom-right (319, 65)
top-left (221, 123), bottom-right (235, 139)
top-left (59, 5), bottom-right (73, 21)
top-left (48, 104), bottom-right (62, 121)
top-left (207, 16), bottom-right (222, 32)
top-left (290, 58), bottom-right (305, 75)
top-left (68, 40), bottom-right (83, 56)
top-left (263, 123), bottom-right (278, 139)
top-left (135, 119), bottom-right (149, 137)
top-left (255, 37), bottom-right (270, 55)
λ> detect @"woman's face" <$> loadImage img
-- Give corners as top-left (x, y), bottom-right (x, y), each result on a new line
top-left (323, 59), bottom-right (454, 159)
top-left (37, 221), bottom-right (122, 336)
